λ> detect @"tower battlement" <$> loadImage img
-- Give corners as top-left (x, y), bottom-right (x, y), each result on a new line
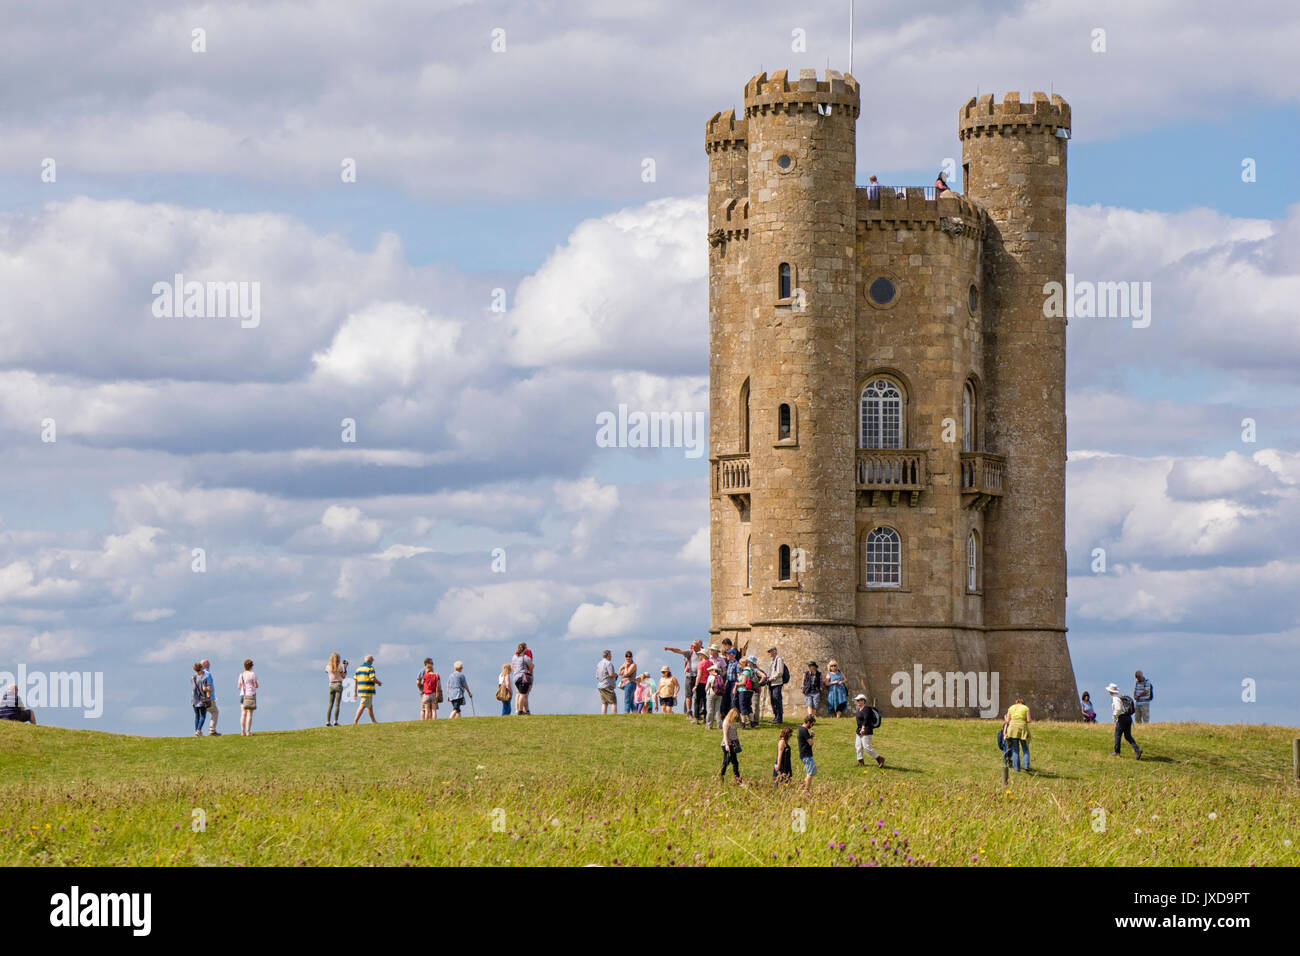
top-left (958, 91), bottom-right (1071, 138)
top-left (705, 109), bottom-right (748, 152)
top-left (743, 68), bottom-right (860, 117)
top-left (857, 189), bottom-right (988, 238)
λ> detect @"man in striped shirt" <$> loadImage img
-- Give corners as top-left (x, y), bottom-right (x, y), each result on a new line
top-left (352, 654), bottom-right (382, 724)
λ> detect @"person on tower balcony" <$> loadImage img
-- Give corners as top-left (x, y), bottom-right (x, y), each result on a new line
top-left (934, 170), bottom-right (951, 198)
top-left (865, 174), bottom-right (880, 199)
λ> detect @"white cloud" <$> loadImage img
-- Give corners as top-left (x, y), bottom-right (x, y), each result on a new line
top-left (140, 625), bottom-right (309, 664)
top-left (565, 601), bottom-right (641, 640)
top-left (677, 526), bottom-right (709, 565)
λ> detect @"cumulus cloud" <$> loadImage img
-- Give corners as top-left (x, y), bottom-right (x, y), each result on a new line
top-left (565, 601), bottom-right (642, 640)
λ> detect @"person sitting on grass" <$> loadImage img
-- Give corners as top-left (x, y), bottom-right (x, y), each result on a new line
top-left (1080, 691), bottom-right (1097, 723)
top-left (0, 684), bottom-right (36, 724)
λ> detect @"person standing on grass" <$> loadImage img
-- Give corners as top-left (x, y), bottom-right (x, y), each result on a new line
top-left (511, 643), bottom-right (533, 715)
top-left (597, 650), bottom-right (618, 714)
top-left (237, 659), bottom-right (258, 736)
top-left (657, 666), bottom-right (678, 715)
top-left (1133, 670), bottom-right (1153, 723)
top-left (773, 726), bottom-right (793, 784)
top-left (418, 659), bottom-right (441, 720)
top-left (766, 646), bottom-right (787, 725)
top-left (634, 673), bottom-right (651, 714)
top-left (797, 714), bottom-right (817, 790)
top-left (1107, 682), bottom-right (1142, 759)
top-left (801, 661), bottom-right (822, 717)
top-left (704, 664), bottom-right (724, 729)
top-left (326, 653), bottom-right (348, 726)
top-left (664, 639), bottom-right (703, 722)
top-left (825, 660), bottom-right (848, 717)
top-left (1004, 696), bottom-right (1031, 772)
top-left (190, 662), bottom-right (209, 737)
top-left (618, 651), bottom-right (638, 715)
top-left (719, 707), bottom-right (742, 784)
top-left (693, 652), bottom-right (711, 724)
top-left (353, 654), bottom-right (380, 724)
top-left (447, 661), bottom-right (471, 718)
top-left (496, 663), bottom-right (513, 716)
top-left (748, 658), bottom-right (764, 723)
top-left (201, 659), bottom-right (220, 736)
top-left (736, 656), bottom-right (756, 728)
top-left (853, 694), bottom-right (885, 768)
top-left (0, 684), bottom-right (35, 724)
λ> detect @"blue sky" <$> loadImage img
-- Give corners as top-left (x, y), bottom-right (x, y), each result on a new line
top-left (2, 0), bottom-right (1299, 733)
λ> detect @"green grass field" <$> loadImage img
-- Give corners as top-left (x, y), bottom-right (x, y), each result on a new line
top-left (1, 715), bottom-right (1296, 866)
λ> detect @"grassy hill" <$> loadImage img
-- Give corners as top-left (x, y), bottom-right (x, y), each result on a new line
top-left (2, 715), bottom-right (1296, 866)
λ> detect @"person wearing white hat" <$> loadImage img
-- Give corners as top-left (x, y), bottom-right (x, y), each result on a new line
top-left (1106, 683), bottom-right (1142, 759)
top-left (704, 663), bottom-right (724, 729)
top-left (853, 694), bottom-right (885, 768)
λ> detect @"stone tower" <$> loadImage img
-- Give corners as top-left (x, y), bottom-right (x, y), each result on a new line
top-left (706, 70), bottom-right (1079, 720)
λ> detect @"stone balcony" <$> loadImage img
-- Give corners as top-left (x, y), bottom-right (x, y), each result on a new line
top-left (856, 449), bottom-right (927, 507)
top-left (713, 453), bottom-right (751, 508)
top-left (960, 451), bottom-right (1005, 511)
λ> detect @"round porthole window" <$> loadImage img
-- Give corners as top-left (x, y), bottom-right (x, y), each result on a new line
top-left (968, 284), bottom-right (979, 315)
top-left (867, 276), bottom-right (897, 307)
top-left (776, 154), bottom-right (792, 169)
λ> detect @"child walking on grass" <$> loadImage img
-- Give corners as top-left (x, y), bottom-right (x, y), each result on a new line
top-left (720, 707), bottom-right (742, 784)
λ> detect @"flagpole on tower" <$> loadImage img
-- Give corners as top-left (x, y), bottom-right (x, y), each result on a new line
top-left (849, 0), bottom-right (854, 75)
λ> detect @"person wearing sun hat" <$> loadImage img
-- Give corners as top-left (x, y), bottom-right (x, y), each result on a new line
top-left (854, 694), bottom-right (885, 768)
top-left (657, 665), bottom-right (679, 715)
top-left (705, 663), bottom-right (724, 729)
top-left (1106, 682), bottom-right (1142, 759)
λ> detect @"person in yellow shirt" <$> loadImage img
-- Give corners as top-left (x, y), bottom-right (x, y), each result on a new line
top-left (1004, 697), bottom-right (1031, 771)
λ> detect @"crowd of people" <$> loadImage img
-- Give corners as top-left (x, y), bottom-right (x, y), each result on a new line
top-left (2, 643), bottom-right (1157, 768)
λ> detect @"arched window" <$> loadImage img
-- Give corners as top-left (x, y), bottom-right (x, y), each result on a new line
top-left (778, 263), bottom-right (792, 300)
top-left (778, 544), bottom-right (792, 581)
top-left (962, 380), bottom-right (976, 452)
top-left (860, 379), bottom-right (904, 449)
top-left (778, 403), bottom-right (792, 440)
top-left (864, 527), bottom-right (901, 588)
top-left (967, 531), bottom-right (979, 591)
top-left (739, 378), bottom-right (750, 453)
top-left (746, 536), bottom-right (752, 590)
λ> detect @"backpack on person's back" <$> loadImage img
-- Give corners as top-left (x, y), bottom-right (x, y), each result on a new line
top-left (710, 670), bottom-right (727, 695)
top-left (1118, 695), bottom-right (1135, 717)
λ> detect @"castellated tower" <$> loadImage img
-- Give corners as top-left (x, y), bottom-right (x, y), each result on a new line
top-left (706, 70), bottom-right (1079, 720)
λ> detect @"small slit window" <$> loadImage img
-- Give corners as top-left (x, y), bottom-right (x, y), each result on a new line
top-left (967, 531), bottom-right (979, 591)
top-left (968, 284), bottom-right (979, 315)
top-left (746, 536), bottom-right (752, 590)
top-left (778, 403), bottom-right (792, 440)
top-left (778, 544), bottom-right (792, 582)
top-left (778, 263), bottom-right (792, 300)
